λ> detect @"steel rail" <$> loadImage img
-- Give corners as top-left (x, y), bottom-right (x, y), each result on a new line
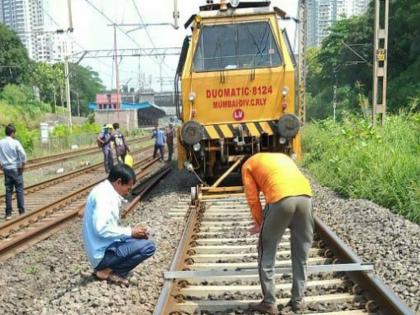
top-left (0, 156), bottom-right (162, 261)
top-left (153, 199), bottom-right (199, 315)
top-left (0, 144), bottom-right (154, 203)
top-left (0, 136), bottom-right (149, 175)
top-left (0, 155), bottom-right (155, 236)
top-left (315, 217), bottom-right (415, 315)
top-left (122, 166), bottom-right (172, 218)
top-left (155, 186), bottom-right (414, 315)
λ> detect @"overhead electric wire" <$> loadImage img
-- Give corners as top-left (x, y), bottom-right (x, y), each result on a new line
top-left (84, 0), bottom-right (174, 77)
top-left (131, 0), bottom-right (176, 73)
top-left (33, 0), bottom-right (114, 79)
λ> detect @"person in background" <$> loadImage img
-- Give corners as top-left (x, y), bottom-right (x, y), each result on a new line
top-left (165, 122), bottom-right (175, 162)
top-left (0, 124), bottom-right (27, 220)
top-left (97, 124), bottom-right (114, 173)
top-left (82, 164), bottom-right (155, 286)
top-left (242, 153), bottom-right (314, 314)
top-left (112, 123), bottom-right (130, 164)
top-left (152, 122), bottom-right (165, 161)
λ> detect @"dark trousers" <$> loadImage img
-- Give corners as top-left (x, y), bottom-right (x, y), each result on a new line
top-left (116, 154), bottom-right (126, 164)
top-left (153, 144), bottom-right (164, 160)
top-left (4, 168), bottom-right (25, 216)
top-left (258, 196), bottom-right (313, 304)
top-left (102, 148), bottom-right (113, 173)
top-left (167, 143), bottom-right (174, 162)
top-left (95, 238), bottom-right (156, 277)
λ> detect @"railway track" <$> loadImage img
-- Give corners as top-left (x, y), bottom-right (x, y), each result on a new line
top-left (0, 144), bottom-right (154, 211)
top-left (0, 135), bottom-right (149, 175)
top-left (0, 151), bottom-right (167, 262)
top-left (155, 186), bottom-right (414, 315)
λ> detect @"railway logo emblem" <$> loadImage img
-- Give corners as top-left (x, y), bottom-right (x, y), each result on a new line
top-left (233, 109), bottom-right (244, 121)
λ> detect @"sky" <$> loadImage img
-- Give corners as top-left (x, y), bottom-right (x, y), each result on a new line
top-left (45, 0), bottom-right (298, 92)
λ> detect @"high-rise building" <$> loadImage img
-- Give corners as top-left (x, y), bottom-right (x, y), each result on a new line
top-left (0, 0), bottom-right (33, 57)
top-left (0, 0), bottom-right (61, 62)
top-left (307, 0), bottom-right (369, 47)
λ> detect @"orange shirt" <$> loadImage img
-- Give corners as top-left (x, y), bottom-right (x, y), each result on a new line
top-left (241, 153), bottom-right (312, 226)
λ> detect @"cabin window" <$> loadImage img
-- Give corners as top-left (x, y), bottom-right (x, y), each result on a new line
top-left (193, 21), bottom-right (282, 71)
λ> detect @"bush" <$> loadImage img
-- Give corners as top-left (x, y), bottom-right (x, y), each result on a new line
top-left (302, 113), bottom-right (420, 223)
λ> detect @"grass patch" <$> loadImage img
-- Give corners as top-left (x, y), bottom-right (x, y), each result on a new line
top-left (302, 113), bottom-right (419, 223)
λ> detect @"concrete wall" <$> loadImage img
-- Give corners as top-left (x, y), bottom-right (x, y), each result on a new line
top-left (94, 110), bottom-right (138, 131)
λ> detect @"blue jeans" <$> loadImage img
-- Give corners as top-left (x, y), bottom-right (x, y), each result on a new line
top-left (4, 168), bottom-right (25, 216)
top-left (95, 238), bottom-right (156, 277)
top-left (153, 144), bottom-right (164, 160)
top-left (102, 148), bottom-right (113, 173)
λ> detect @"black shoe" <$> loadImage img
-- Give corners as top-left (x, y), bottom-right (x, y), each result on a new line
top-left (19, 209), bottom-right (25, 215)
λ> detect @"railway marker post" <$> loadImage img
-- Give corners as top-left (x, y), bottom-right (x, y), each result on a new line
top-left (372, 0), bottom-right (389, 126)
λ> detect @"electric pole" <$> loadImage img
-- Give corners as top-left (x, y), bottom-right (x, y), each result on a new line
top-left (297, 0), bottom-right (307, 124)
top-left (113, 25), bottom-right (121, 115)
top-left (372, 0), bottom-right (389, 126)
top-left (64, 53), bottom-right (72, 128)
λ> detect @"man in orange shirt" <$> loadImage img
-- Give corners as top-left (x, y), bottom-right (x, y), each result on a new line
top-left (242, 153), bottom-right (313, 314)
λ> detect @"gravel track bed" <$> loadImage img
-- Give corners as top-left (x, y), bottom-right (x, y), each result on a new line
top-left (311, 181), bottom-right (420, 312)
top-left (0, 168), bottom-right (418, 314)
top-left (0, 166), bottom-right (196, 315)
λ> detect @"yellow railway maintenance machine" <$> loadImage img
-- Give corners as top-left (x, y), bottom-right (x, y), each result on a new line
top-left (175, 0), bottom-right (301, 181)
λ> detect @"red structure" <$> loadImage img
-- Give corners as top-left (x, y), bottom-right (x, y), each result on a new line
top-left (96, 94), bottom-right (122, 110)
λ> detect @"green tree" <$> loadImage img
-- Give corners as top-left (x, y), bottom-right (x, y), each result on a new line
top-left (0, 24), bottom-right (30, 89)
top-left (54, 63), bottom-right (104, 116)
top-left (30, 62), bottom-right (64, 112)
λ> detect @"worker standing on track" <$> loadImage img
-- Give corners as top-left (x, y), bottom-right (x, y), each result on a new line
top-left (97, 124), bottom-right (114, 173)
top-left (165, 122), bottom-right (175, 162)
top-left (82, 164), bottom-right (155, 286)
top-left (242, 153), bottom-right (313, 314)
top-left (0, 124), bottom-right (27, 221)
top-left (112, 123), bottom-right (130, 164)
top-left (152, 123), bottom-right (166, 162)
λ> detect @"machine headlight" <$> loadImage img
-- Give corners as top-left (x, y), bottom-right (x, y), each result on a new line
top-left (184, 161), bottom-right (194, 172)
top-left (193, 143), bottom-right (201, 151)
top-left (276, 114), bottom-right (300, 139)
top-left (189, 92), bottom-right (196, 102)
top-left (181, 120), bottom-right (204, 145)
top-left (282, 86), bottom-right (289, 96)
top-left (279, 137), bottom-right (287, 144)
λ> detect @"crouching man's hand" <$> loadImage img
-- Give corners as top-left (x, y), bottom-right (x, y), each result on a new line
top-left (132, 227), bottom-right (149, 239)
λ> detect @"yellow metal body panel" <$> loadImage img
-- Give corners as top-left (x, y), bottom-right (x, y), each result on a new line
top-left (259, 121), bottom-right (274, 135)
top-left (245, 123), bottom-right (260, 137)
top-left (177, 128), bottom-right (187, 170)
top-left (181, 13), bottom-right (295, 126)
top-left (219, 124), bottom-right (233, 138)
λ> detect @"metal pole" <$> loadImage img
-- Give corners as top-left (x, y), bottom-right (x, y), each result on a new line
top-left (64, 55), bottom-right (72, 128)
top-left (77, 93), bottom-right (80, 117)
top-left (114, 25), bottom-right (121, 117)
top-left (173, 0), bottom-right (179, 29)
top-left (297, 0), bottom-right (307, 124)
top-left (372, 0), bottom-right (389, 126)
top-left (67, 0), bottom-right (74, 32)
top-left (333, 71), bottom-right (337, 122)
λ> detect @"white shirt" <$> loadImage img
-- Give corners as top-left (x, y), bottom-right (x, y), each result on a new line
top-left (0, 136), bottom-right (27, 170)
top-left (82, 180), bottom-right (132, 268)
